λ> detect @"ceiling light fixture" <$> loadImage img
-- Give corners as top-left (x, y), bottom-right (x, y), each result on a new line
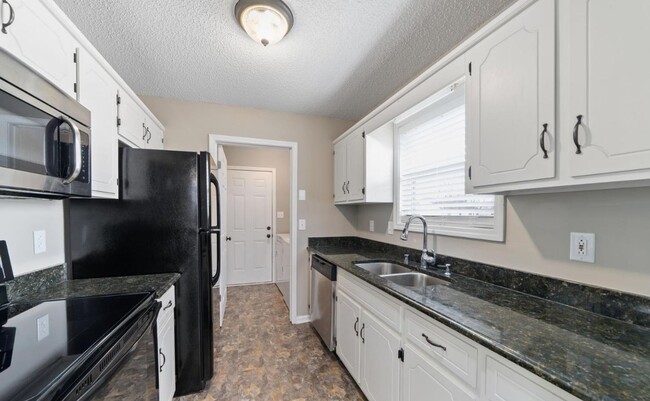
top-left (235, 0), bottom-right (294, 47)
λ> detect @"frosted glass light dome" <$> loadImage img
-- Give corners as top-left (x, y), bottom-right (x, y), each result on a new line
top-left (235, 0), bottom-right (294, 47)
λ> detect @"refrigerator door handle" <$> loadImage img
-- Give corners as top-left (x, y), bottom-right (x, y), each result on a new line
top-left (209, 173), bottom-right (221, 286)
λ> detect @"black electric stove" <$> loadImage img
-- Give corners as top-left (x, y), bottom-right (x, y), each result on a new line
top-left (0, 292), bottom-right (158, 401)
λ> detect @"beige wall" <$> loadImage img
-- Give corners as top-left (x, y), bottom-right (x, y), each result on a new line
top-left (141, 96), bottom-right (356, 318)
top-left (222, 146), bottom-right (291, 234)
top-left (356, 187), bottom-right (650, 297)
top-left (0, 199), bottom-right (65, 276)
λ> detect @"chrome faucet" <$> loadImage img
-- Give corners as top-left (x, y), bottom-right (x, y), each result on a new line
top-left (400, 215), bottom-right (436, 269)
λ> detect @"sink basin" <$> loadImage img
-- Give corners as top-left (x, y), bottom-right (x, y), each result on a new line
top-left (382, 273), bottom-right (449, 288)
top-left (355, 262), bottom-right (412, 275)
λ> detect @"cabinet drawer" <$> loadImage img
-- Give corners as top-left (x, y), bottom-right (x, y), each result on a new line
top-left (157, 285), bottom-right (175, 325)
top-left (404, 309), bottom-right (478, 388)
top-left (338, 270), bottom-right (401, 331)
top-left (486, 357), bottom-right (566, 401)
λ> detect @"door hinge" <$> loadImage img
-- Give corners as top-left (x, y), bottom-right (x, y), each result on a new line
top-left (335, 295), bottom-right (338, 302)
top-left (468, 62), bottom-right (472, 76)
top-left (116, 93), bottom-right (121, 105)
top-left (116, 117), bottom-right (121, 127)
top-left (73, 52), bottom-right (77, 63)
top-left (362, 187), bottom-right (365, 195)
top-left (73, 83), bottom-right (77, 93)
top-left (334, 336), bottom-right (337, 348)
top-left (398, 348), bottom-right (404, 362)
top-left (362, 131), bottom-right (366, 139)
top-left (468, 166), bottom-right (472, 180)
top-left (116, 178), bottom-right (119, 186)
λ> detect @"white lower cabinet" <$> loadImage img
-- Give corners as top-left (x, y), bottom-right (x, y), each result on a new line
top-left (402, 343), bottom-right (476, 401)
top-left (359, 310), bottom-right (401, 401)
top-left (335, 270), bottom-right (582, 401)
top-left (156, 286), bottom-right (176, 401)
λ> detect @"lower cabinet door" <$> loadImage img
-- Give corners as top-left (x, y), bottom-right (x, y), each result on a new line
top-left (157, 320), bottom-right (176, 401)
top-left (360, 310), bottom-right (400, 401)
top-left (335, 290), bottom-right (361, 382)
top-left (402, 344), bottom-right (476, 401)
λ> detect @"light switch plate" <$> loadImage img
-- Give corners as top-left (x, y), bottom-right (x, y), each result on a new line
top-left (369, 220), bottom-right (375, 232)
top-left (299, 190), bottom-right (306, 201)
top-left (387, 221), bottom-right (394, 235)
top-left (570, 232), bottom-right (595, 263)
top-left (33, 230), bottom-right (46, 254)
top-left (277, 211), bottom-right (284, 218)
top-left (298, 219), bottom-right (306, 230)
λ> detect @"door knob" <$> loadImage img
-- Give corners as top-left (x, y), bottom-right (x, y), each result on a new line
top-left (226, 236), bottom-right (232, 241)
top-left (267, 226), bottom-right (271, 230)
top-left (267, 234), bottom-right (271, 238)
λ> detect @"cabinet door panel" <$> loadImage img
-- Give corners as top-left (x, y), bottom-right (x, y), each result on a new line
top-left (335, 290), bottom-right (361, 382)
top-left (467, 0), bottom-right (555, 187)
top-left (360, 311), bottom-right (400, 401)
top-left (402, 344), bottom-right (476, 401)
top-left (78, 51), bottom-right (119, 198)
top-left (334, 140), bottom-right (347, 202)
top-left (158, 320), bottom-right (176, 401)
top-left (0, 0), bottom-right (77, 97)
top-left (346, 130), bottom-right (365, 201)
top-left (118, 91), bottom-right (146, 148)
top-left (569, 0), bottom-right (650, 177)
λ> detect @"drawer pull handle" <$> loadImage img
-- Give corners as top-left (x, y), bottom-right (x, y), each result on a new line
top-left (163, 300), bottom-right (173, 311)
top-left (360, 323), bottom-right (365, 343)
top-left (1, 0), bottom-right (15, 34)
top-left (159, 348), bottom-right (166, 372)
top-left (354, 317), bottom-right (359, 336)
top-left (573, 115), bottom-right (583, 154)
top-left (422, 334), bottom-right (446, 351)
top-left (539, 123), bottom-right (549, 159)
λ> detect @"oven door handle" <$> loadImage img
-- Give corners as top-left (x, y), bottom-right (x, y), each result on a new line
top-left (59, 115), bottom-right (82, 184)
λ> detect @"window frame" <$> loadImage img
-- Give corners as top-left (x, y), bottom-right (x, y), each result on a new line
top-left (392, 75), bottom-right (505, 242)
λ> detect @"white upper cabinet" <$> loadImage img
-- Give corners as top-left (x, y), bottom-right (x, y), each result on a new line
top-left (466, 0), bottom-right (556, 189)
top-left (0, 0), bottom-right (77, 97)
top-left (117, 90), bottom-right (147, 148)
top-left (333, 123), bottom-right (393, 204)
top-left (568, 0), bottom-right (650, 178)
top-left (78, 50), bottom-right (119, 198)
top-left (145, 117), bottom-right (164, 150)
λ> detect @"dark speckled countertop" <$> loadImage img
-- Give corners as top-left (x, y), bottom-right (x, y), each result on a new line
top-left (308, 244), bottom-right (650, 401)
top-left (10, 272), bottom-right (180, 302)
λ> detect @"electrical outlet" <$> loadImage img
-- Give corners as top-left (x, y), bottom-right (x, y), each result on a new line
top-left (570, 232), bottom-right (595, 263)
top-left (387, 221), bottom-right (394, 235)
top-left (298, 219), bottom-right (306, 231)
top-left (369, 220), bottom-right (375, 232)
top-left (37, 314), bottom-right (49, 341)
top-left (33, 230), bottom-right (46, 254)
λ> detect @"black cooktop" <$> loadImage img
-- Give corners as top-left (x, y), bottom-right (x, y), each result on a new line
top-left (0, 292), bottom-right (152, 401)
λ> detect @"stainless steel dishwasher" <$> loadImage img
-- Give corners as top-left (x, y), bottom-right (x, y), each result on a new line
top-left (310, 254), bottom-right (336, 351)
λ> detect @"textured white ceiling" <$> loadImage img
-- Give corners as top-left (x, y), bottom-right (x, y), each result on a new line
top-left (53, 0), bottom-right (515, 121)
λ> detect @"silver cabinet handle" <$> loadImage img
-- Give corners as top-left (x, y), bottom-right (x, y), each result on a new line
top-left (573, 115), bottom-right (583, 154)
top-left (146, 127), bottom-right (152, 143)
top-left (159, 348), bottom-right (166, 372)
top-left (59, 115), bottom-right (82, 184)
top-left (162, 300), bottom-right (172, 311)
top-left (1, 0), bottom-right (15, 34)
top-left (422, 333), bottom-right (446, 351)
top-left (354, 317), bottom-right (359, 336)
top-left (342, 182), bottom-right (346, 194)
top-left (360, 323), bottom-right (365, 343)
top-left (345, 181), bottom-right (350, 193)
top-left (142, 123), bottom-right (147, 140)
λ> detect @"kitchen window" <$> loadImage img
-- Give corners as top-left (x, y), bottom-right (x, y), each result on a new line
top-left (393, 78), bottom-right (505, 241)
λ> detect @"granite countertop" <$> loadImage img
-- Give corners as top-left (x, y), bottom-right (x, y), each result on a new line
top-left (10, 273), bottom-right (180, 303)
top-left (309, 245), bottom-right (650, 401)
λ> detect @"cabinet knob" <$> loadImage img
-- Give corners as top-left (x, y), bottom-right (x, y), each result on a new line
top-left (267, 234), bottom-right (271, 239)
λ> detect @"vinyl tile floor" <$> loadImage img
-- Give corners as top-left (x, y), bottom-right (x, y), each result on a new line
top-left (175, 284), bottom-right (366, 401)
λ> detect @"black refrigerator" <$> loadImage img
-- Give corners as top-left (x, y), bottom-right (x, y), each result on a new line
top-left (66, 148), bottom-right (220, 396)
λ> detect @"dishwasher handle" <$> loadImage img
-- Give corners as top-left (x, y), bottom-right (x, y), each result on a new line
top-left (311, 255), bottom-right (337, 281)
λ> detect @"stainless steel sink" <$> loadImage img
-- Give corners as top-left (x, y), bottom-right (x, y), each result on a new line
top-left (355, 262), bottom-right (412, 275)
top-left (382, 273), bottom-right (449, 288)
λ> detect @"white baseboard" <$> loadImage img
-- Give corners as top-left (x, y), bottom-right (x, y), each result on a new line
top-left (292, 314), bottom-right (311, 324)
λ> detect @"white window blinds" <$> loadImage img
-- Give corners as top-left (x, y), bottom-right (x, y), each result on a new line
top-left (397, 81), bottom-right (496, 229)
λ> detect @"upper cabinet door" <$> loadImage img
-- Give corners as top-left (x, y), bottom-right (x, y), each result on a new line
top-left (0, 0), bottom-right (77, 97)
top-left (467, 0), bottom-right (556, 188)
top-left (334, 139), bottom-right (348, 203)
top-left (346, 129), bottom-right (365, 202)
top-left (569, 0), bottom-right (650, 177)
top-left (118, 91), bottom-right (146, 148)
top-left (78, 50), bottom-right (119, 198)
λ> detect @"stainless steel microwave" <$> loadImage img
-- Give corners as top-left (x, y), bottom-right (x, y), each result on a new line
top-left (0, 48), bottom-right (91, 198)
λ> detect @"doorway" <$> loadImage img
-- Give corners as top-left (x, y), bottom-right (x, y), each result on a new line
top-left (209, 135), bottom-right (299, 324)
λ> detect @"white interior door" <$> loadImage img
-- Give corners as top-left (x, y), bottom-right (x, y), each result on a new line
top-left (216, 146), bottom-right (228, 327)
top-left (227, 169), bottom-right (273, 285)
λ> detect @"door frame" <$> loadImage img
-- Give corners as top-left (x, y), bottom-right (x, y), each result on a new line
top-left (208, 135), bottom-right (301, 324)
top-left (226, 166), bottom-right (277, 285)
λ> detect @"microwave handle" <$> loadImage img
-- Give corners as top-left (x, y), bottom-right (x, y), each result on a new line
top-left (59, 115), bottom-right (82, 185)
